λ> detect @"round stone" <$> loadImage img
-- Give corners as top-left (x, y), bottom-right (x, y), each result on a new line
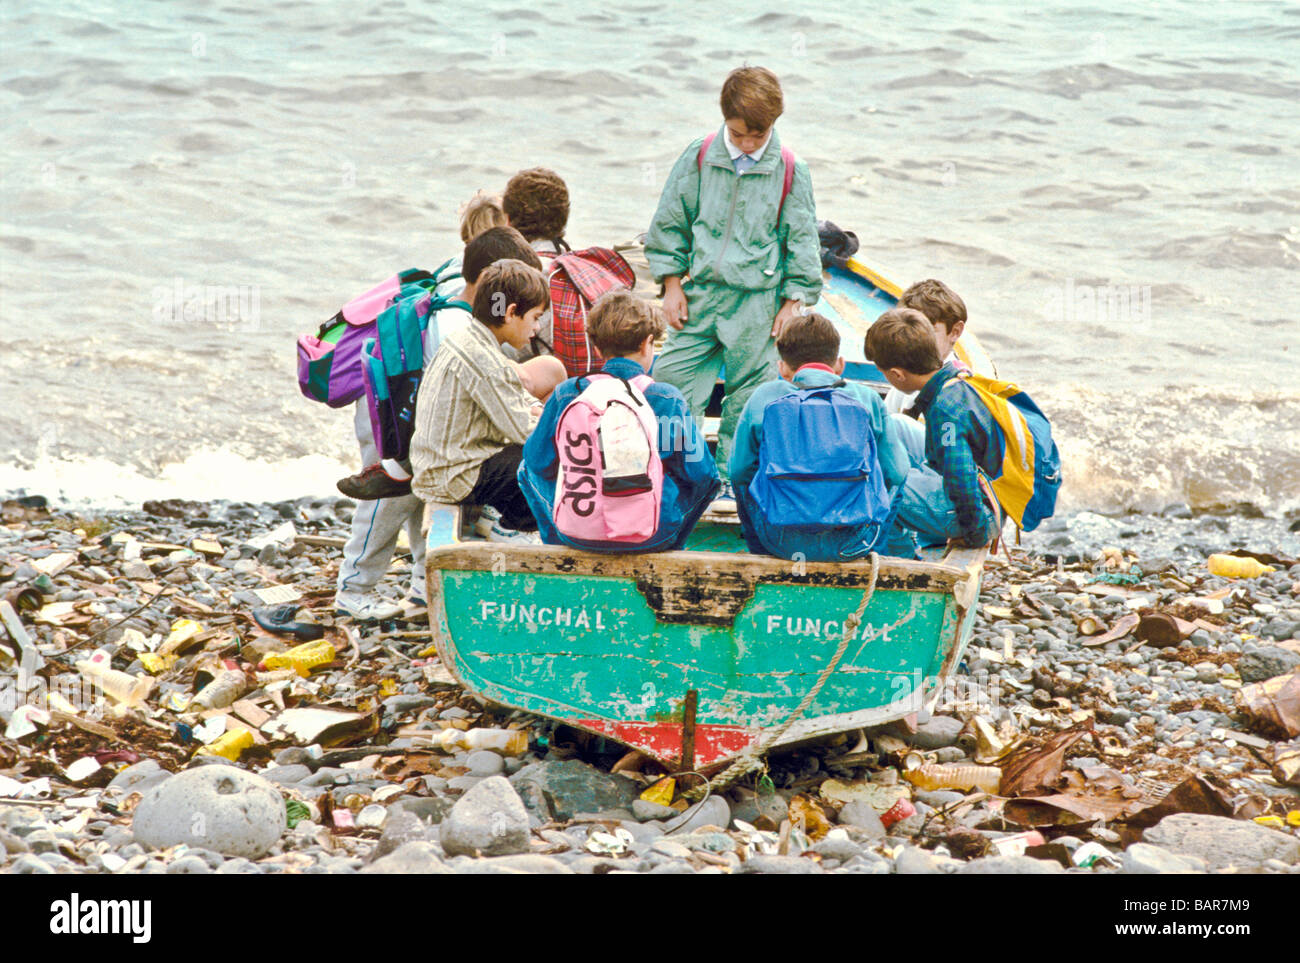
top-left (465, 750), bottom-right (506, 777)
top-left (132, 767), bottom-right (287, 858)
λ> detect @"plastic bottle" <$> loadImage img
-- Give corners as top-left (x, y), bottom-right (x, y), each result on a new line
top-left (262, 639), bottom-right (337, 677)
top-left (421, 727), bottom-right (529, 756)
top-left (903, 762), bottom-right (1002, 794)
top-left (1207, 554), bottom-right (1275, 579)
top-left (195, 728), bottom-right (254, 761)
top-left (255, 668), bottom-right (300, 686)
top-left (76, 660), bottom-right (155, 707)
top-left (191, 669), bottom-right (248, 710)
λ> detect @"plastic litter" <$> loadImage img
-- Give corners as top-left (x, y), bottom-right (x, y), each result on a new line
top-left (191, 669), bottom-right (249, 710)
top-left (903, 760), bottom-right (1002, 794)
top-left (195, 728), bottom-right (254, 761)
top-left (406, 727), bottom-right (529, 756)
top-left (640, 777), bottom-right (676, 806)
top-left (261, 639), bottom-right (337, 677)
top-left (879, 797), bottom-right (916, 829)
top-left (1207, 554), bottom-right (1274, 579)
top-left (75, 658), bottom-right (155, 708)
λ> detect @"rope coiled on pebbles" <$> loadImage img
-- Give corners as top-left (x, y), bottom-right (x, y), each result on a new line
top-left (682, 552), bottom-right (881, 802)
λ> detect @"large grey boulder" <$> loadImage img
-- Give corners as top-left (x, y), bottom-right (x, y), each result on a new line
top-left (453, 854), bottom-right (573, 874)
top-left (661, 795), bottom-right (731, 835)
top-left (132, 767), bottom-right (285, 858)
top-left (1143, 814), bottom-right (1300, 871)
top-left (508, 759), bottom-right (640, 821)
top-left (439, 776), bottom-right (530, 858)
top-left (1122, 842), bottom-right (1207, 874)
top-left (361, 841), bottom-right (451, 874)
top-left (1238, 647), bottom-right (1300, 683)
top-left (739, 855), bottom-right (823, 874)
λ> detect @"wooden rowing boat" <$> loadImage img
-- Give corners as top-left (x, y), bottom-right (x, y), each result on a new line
top-left (422, 258), bottom-right (992, 771)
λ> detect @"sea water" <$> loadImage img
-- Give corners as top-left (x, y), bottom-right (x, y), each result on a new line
top-left (2, 0), bottom-right (1297, 515)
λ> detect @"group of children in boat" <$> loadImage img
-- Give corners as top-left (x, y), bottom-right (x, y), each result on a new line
top-left (325, 66), bottom-right (1057, 621)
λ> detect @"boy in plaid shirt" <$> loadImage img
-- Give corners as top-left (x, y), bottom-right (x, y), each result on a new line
top-left (865, 308), bottom-right (1001, 548)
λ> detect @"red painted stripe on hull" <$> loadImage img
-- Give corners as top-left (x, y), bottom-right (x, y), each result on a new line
top-left (574, 718), bottom-right (756, 767)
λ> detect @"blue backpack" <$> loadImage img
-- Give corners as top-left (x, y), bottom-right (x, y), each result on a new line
top-left (359, 263), bottom-right (469, 462)
top-left (750, 382), bottom-right (893, 541)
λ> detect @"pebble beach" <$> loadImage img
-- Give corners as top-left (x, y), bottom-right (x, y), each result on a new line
top-left (2, 495), bottom-right (1297, 876)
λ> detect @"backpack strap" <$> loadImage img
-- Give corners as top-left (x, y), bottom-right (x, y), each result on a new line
top-left (778, 145), bottom-right (795, 221)
top-left (698, 132), bottom-right (797, 220)
top-left (696, 132), bottom-right (717, 170)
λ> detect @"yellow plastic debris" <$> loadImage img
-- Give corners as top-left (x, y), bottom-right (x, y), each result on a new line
top-left (1252, 815), bottom-right (1285, 829)
top-left (160, 618), bottom-right (204, 656)
top-left (1287, 811), bottom-right (1300, 828)
top-left (262, 639), bottom-right (337, 677)
top-left (640, 777), bottom-right (676, 807)
top-left (1208, 554), bottom-right (1274, 579)
top-left (195, 728), bottom-right (254, 761)
top-left (139, 652), bottom-right (176, 675)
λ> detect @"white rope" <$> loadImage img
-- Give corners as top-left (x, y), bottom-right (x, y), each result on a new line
top-left (684, 552), bottom-right (882, 800)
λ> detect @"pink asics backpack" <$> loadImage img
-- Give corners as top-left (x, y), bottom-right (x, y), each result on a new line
top-left (553, 374), bottom-right (662, 544)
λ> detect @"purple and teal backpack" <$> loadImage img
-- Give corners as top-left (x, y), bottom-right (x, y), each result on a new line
top-left (296, 262), bottom-right (458, 408)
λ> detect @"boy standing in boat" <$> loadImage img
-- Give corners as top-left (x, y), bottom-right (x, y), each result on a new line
top-left (864, 309), bottom-right (1002, 549)
top-left (518, 290), bottom-right (720, 552)
top-left (645, 66), bottom-right (822, 513)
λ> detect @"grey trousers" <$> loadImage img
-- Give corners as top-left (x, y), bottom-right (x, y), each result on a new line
top-left (335, 403), bottom-right (427, 601)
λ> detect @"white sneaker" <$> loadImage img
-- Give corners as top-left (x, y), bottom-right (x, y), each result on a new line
top-left (473, 504), bottom-right (502, 539)
top-left (709, 481), bottom-right (737, 515)
top-left (334, 592), bottom-right (403, 622)
top-left (487, 522), bottom-right (541, 545)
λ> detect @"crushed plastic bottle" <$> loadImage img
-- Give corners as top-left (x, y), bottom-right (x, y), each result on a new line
top-left (191, 669), bottom-right (248, 710)
top-left (75, 659), bottom-right (155, 708)
top-left (902, 760), bottom-right (1002, 794)
top-left (1207, 554), bottom-right (1275, 579)
top-left (417, 727), bottom-right (529, 755)
top-left (261, 639), bottom-right (337, 677)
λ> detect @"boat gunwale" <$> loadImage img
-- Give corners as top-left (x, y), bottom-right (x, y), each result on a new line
top-left (426, 542), bottom-right (987, 594)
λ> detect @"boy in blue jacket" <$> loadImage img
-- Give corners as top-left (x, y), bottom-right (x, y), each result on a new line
top-left (519, 291), bottom-right (720, 552)
top-left (864, 308), bottom-right (1002, 548)
top-left (730, 312), bottom-right (910, 561)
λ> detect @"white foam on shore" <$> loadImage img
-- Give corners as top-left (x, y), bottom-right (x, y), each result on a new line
top-left (0, 449), bottom-right (354, 511)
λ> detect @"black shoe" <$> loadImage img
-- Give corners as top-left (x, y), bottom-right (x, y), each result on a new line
top-left (251, 604), bottom-right (326, 641)
top-left (337, 464), bottom-right (412, 500)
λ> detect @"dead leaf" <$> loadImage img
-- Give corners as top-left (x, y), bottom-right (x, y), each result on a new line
top-left (1136, 613), bottom-right (1181, 648)
top-left (1082, 612), bottom-right (1138, 647)
top-left (1002, 790), bottom-right (1143, 827)
top-left (1120, 775), bottom-right (1235, 830)
top-left (788, 794), bottom-right (831, 842)
top-left (1271, 742), bottom-right (1300, 787)
top-left (1236, 671), bottom-right (1300, 739)
top-left (998, 718), bottom-right (1094, 797)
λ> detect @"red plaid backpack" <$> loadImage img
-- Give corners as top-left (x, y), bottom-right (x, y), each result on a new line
top-left (540, 247), bottom-right (635, 379)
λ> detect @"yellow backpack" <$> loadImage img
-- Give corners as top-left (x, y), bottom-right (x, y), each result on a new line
top-left (947, 373), bottom-right (1062, 532)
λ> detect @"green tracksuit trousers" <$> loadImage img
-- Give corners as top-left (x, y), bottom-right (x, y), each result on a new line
top-left (652, 279), bottom-right (782, 481)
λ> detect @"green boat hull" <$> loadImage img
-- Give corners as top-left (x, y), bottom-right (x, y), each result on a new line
top-left (426, 533), bottom-right (985, 769)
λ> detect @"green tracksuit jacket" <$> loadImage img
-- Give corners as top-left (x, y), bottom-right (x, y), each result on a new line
top-left (645, 126), bottom-right (822, 479)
